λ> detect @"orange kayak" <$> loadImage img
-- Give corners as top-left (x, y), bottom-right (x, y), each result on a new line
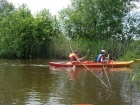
top-left (49, 60), bottom-right (134, 67)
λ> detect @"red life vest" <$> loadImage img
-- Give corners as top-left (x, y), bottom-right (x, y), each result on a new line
top-left (69, 53), bottom-right (78, 61)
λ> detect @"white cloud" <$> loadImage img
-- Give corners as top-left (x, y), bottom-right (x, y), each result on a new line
top-left (8, 0), bottom-right (71, 15)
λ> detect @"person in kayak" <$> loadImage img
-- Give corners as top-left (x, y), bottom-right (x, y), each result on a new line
top-left (69, 50), bottom-right (86, 63)
top-left (69, 50), bottom-right (87, 69)
top-left (97, 50), bottom-right (109, 62)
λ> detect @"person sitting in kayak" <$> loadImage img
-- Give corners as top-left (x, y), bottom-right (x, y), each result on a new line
top-left (69, 50), bottom-right (86, 64)
top-left (97, 50), bottom-right (109, 62)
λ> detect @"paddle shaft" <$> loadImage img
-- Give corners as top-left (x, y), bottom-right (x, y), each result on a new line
top-left (68, 44), bottom-right (109, 89)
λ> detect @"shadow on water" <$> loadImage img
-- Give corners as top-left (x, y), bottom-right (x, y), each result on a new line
top-left (0, 59), bottom-right (139, 105)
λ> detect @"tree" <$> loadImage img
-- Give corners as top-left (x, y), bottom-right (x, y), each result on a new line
top-left (59, 0), bottom-right (133, 41)
top-left (0, 4), bottom-right (62, 58)
top-left (0, 0), bottom-right (14, 17)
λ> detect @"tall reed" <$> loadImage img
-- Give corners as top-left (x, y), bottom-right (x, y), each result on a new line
top-left (48, 37), bottom-right (140, 61)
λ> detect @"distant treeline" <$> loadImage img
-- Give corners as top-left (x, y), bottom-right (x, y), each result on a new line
top-left (0, 0), bottom-right (140, 60)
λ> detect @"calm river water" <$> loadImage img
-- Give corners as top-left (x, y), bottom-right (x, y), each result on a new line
top-left (0, 59), bottom-right (140, 105)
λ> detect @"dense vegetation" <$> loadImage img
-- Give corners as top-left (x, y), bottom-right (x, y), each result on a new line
top-left (0, 0), bottom-right (140, 60)
top-left (0, 0), bottom-right (61, 58)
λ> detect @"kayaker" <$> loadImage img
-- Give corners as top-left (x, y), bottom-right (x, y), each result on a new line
top-left (69, 50), bottom-right (85, 63)
top-left (69, 50), bottom-right (86, 69)
top-left (97, 50), bottom-right (108, 62)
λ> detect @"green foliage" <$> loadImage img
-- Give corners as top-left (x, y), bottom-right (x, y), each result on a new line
top-left (0, 0), bottom-right (139, 61)
top-left (0, 4), bottom-right (61, 58)
top-left (58, 0), bottom-right (139, 61)
top-left (59, 0), bottom-right (132, 41)
top-left (0, 0), bottom-right (14, 14)
top-left (119, 40), bottom-right (140, 60)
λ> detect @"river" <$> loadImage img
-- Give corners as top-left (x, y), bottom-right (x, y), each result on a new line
top-left (0, 59), bottom-right (139, 105)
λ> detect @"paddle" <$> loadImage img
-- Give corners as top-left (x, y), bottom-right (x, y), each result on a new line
top-left (68, 44), bottom-right (109, 89)
top-left (102, 53), bottom-right (112, 89)
top-left (70, 50), bottom-right (108, 88)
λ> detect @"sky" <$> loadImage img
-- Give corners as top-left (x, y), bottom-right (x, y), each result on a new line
top-left (7, 0), bottom-right (140, 16)
top-left (8, 0), bottom-right (71, 15)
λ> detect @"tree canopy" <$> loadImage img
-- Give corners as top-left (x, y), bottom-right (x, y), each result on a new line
top-left (59, 0), bottom-right (133, 41)
top-left (0, 0), bottom-right (61, 58)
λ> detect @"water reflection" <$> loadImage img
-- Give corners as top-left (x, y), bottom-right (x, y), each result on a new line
top-left (96, 71), bottom-right (102, 79)
top-left (0, 59), bottom-right (139, 105)
top-left (49, 66), bottom-right (140, 105)
top-left (49, 66), bottom-right (132, 81)
top-left (68, 69), bottom-right (79, 81)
